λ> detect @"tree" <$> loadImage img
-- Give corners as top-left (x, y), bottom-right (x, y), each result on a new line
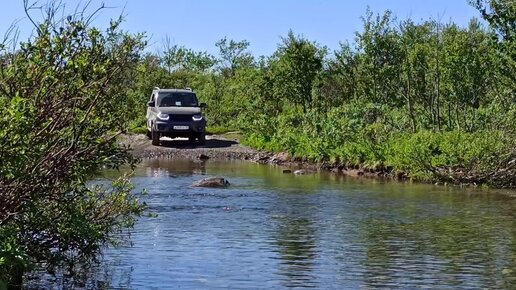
top-left (398, 19), bottom-right (430, 132)
top-left (0, 3), bottom-right (146, 287)
top-left (215, 37), bottom-right (254, 76)
top-left (355, 9), bottom-right (403, 107)
top-left (314, 42), bottom-right (359, 110)
top-left (470, 0), bottom-right (515, 105)
top-left (161, 36), bottom-right (216, 73)
top-left (270, 30), bottom-right (326, 112)
top-left (470, 0), bottom-right (516, 41)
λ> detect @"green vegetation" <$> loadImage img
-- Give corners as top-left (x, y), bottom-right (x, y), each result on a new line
top-left (130, 2), bottom-right (514, 187)
top-left (0, 0), bottom-right (514, 287)
top-left (0, 4), bottom-right (146, 288)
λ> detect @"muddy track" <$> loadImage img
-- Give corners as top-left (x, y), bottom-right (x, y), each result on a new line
top-left (121, 134), bottom-right (389, 178)
top-left (121, 135), bottom-right (516, 188)
top-left (121, 134), bottom-right (267, 161)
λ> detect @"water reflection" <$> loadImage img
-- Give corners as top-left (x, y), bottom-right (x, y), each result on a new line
top-left (145, 158), bottom-right (207, 176)
top-left (359, 196), bottom-right (516, 289)
top-left (27, 159), bottom-right (516, 289)
top-left (25, 260), bottom-right (133, 290)
top-left (274, 216), bottom-right (317, 288)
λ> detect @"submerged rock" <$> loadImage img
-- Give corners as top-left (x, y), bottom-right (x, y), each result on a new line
top-left (197, 154), bottom-right (210, 161)
top-left (192, 177), bottom-right (230, 188)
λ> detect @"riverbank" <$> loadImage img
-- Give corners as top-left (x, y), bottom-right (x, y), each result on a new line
top-left (121, 134), bottom-right (261, 160)
top-left (121, 133), bottom-right (516, 188)
top-left (121, 134), bottom-right (399, 180)
top-left (79, 159), bottom-right (516, 288)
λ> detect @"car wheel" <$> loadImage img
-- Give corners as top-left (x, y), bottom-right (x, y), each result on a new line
top-left (197, 133), bottom-right (206, 145)
top-left (146, 129), bottom-right (152, 139)
top-left (151, 127), bottom-right (160, 146)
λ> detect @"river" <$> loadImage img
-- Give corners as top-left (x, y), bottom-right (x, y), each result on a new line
top-left (37, 158), bottom-right (516, 289)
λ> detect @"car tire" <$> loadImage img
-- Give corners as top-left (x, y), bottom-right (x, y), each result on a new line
top-left (151, 127), bottom-right (160, 146)
top-left (146, 129), bottom-right (152, 139)
top-left (197, 133), bottom-right (206, 145)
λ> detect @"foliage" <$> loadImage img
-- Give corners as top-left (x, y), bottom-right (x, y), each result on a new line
top-left (385, 131), bottom-right (515, 182)
top-left (270, 31), bottom-right (326, 112)
top-left (236, 7), bottom-right (514, 187)
top-left (160, 36), bottom-right (216, 73)
top-left (215, 37), bottom-right (254, 75)
top-left (1, 1), bottom-right (515, 286)
top-left (126, 3), bottom-right (514, 187)
top-left (0, 5), bottom-right (146, 287)
top-left (470, 0), bottom-right (516, 41)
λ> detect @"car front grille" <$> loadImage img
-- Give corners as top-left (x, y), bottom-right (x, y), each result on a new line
top-left (169, 114), bottom-right (193, 122)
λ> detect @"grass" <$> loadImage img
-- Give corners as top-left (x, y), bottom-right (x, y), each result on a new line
top-left (221, 132), bottom-right (243, 142)
top-left (206, 125), bottom-right (235, 135)
top-left (127, 124), bottom-right (147, 135)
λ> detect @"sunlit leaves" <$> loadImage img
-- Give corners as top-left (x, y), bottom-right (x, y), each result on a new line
top-left (0, 4), bottom-right (146, 285)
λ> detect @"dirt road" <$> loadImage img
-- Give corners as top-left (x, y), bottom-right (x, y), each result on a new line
top-left (121, 134), bottom-right (266, 161)
top-left (120, 134), bottom-right (393, 178)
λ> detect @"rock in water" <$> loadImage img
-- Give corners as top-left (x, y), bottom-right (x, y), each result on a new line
top-left (198, 154), bottom-right (210, 161)
top-left (294, 169), bottom-right (307, 175)
top-left (192, 177), bottom-right (230, 188)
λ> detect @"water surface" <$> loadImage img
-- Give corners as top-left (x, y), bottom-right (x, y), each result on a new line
top-left (98, 159), bottom-right (516, 289)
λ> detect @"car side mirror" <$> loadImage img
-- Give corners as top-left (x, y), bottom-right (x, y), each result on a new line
top-left (148, 101), bottom-right (155, 107)
top-left (200, 103), bottom-right (207, 108)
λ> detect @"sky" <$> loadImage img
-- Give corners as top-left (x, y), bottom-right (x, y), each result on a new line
top-left (0, 0), bottom-right (482, 56)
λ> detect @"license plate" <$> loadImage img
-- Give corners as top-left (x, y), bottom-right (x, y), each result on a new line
top-left (173, 125), bottom-right (189, 130)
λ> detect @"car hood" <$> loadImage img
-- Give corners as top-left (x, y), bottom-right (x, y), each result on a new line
top-left (157, 107), bottom-right (201, 115)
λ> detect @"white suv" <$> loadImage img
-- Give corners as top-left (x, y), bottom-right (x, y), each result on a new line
top-left (146, 87), bottom-right (207, 146)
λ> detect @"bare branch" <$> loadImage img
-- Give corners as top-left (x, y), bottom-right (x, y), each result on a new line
top-left (23, 0), bottom-right (43, 34)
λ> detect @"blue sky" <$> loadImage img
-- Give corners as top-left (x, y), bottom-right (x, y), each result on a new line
top-left (0, 0), bottom-right (482, 56)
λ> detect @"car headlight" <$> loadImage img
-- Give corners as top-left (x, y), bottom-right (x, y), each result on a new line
top-left (192, 114), bottom-right (203, 121)
top-left (157, 112), bottom-right (170, 121)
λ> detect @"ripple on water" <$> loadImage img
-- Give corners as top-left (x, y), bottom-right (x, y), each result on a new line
top-left (26, 160), bottom-right (516, 289)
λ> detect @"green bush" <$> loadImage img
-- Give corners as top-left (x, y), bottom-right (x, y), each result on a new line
top-left (386, 130), bottom-right (514, 182)
top-left (0, 8), bottom-right (146, 287)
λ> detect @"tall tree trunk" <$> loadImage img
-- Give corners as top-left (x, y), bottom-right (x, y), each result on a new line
top-left (455, 103), bottom-right (461, 130)
top-left (435, 21), bottom-right (442, 131)
top-left (404, 51), bottom-right (417, 133)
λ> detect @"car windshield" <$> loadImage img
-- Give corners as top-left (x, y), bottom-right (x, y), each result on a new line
top-left (158, 92), bottom-right (198, 107)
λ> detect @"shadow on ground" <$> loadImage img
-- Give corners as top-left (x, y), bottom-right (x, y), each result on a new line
top-left (159, 137), bottom-right (238, 149)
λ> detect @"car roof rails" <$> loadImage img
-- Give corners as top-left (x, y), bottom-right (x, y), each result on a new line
top-left (184, 87), bottom-right (192, 91)
top-left (153, 86), bottom-right (160, 91)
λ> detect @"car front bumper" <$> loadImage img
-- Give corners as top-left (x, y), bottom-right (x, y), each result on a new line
top-left (154, 120), bottom-right (206, 134)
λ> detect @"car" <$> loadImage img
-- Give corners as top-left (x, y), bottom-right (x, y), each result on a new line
top-left (146, 87), bottom-right (207, 146)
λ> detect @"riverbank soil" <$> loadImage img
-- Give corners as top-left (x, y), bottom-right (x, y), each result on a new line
top-left (121, 134), bottom-right (516, 188)
top-left (121, 134), bottom-right (262, 160)
top-left (120, 134), bottom-right (390, 179)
